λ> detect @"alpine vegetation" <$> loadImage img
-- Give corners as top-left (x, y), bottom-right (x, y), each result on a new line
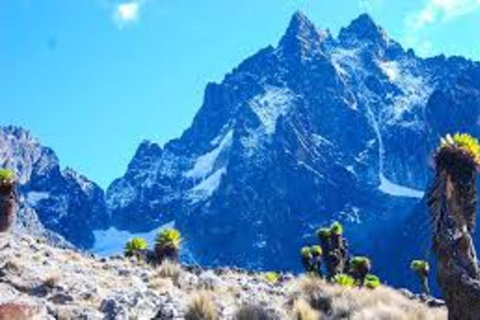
top-left (410, 260), bottom-right (430, 296)
top-left (154, 228), bottom-right (182, 264)
top-left (124, 237), bottom-right (149, 259)
top-left (0, 168), bottom-right (16, 233)
top-left (428, 133), bottom-right (480, 319)
top-left (303, 221), bottom-right (382, 290)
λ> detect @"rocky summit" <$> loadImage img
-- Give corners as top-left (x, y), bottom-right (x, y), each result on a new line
top-left (0, 232), bottom-right (446, 319)
top-left (2, 11), bottom-right (480, 293)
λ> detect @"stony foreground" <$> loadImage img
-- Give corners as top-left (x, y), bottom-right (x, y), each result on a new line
top-left (0, 233), bottom-right (446, 319)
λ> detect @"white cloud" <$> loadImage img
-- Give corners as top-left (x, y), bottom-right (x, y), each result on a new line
top-left (406, 0), bottom-right (480, 30)
top-left (403, 0), bottom-right (480, 57)
top-left (359, 0), bottom-right (384, 12)
top-left (113, 0), bottom-right (145, 28)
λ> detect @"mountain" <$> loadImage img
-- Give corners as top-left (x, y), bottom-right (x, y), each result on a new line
top-left (0, 126), bottom-right (109, 248)
top-left (105, 10), bottom-right (480, 289)
top-left (3, 11), bottom-right (480, 293)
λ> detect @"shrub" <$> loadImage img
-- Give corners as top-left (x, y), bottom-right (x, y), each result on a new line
top-left (333, 273), bottom-right (355, 287)
top-left (364, 274), bottom-right (380, 289)
top-left (124, 237), bottom-right (148, 258)
top-left (185, 291), bottom-right (217, 320)
top-left (264, 272), bottom-right (280, 284)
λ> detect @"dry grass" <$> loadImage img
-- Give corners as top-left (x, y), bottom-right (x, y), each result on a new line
top-left (291, 299), bottom-right (320, 320)
top-left (43, 273), bottom-right (60, 289)
top-left (184, 291), bottom-right (218, 320)
top-left (155, 260), bottom-right (182, 284)
top-left (287, 276), bottom-right (447, 320)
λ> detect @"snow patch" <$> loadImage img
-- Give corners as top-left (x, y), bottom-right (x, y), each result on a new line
top-left (188, 168), bottom-right (226, 203)
top-left (26, 192), bottom-right (50, 206)
top-left (378, 60), bottom-right (400, 82)
top-left (91, 221), bottom-right (175, 257)
top-left (184, 130), bottom-right (233, 179)
top-left (249, 88), bottom-right (294, 135)
top-left (379, 174), bottom-right (424, 198)
top-left (330, 48), bottom-right (361, 77)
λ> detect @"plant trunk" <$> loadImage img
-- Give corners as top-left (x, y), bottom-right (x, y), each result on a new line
top-left (428, 148), bottom-right (480, 320)
top-left (0, 185), bottom-right (16, 233)
top-left (420, 275), bottom-right (430, 296)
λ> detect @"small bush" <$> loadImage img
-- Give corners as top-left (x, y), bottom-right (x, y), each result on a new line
top-left (364, 274), bottom-right (380, 290)
top-left (185, 291), bottom-right (217, 320)
top-left (333, 274), bottom-right (355, 287)
top-left (264, 272), bottom-right (280, 284)
top-left (124, 238), bottom-right (148, 258)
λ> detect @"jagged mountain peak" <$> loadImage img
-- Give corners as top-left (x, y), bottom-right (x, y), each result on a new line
top-left (339, 13), bottom-right (389, 47)
top-left (1, 125), bottom-right (37, 143)
top-left (278, 11), bottom-right (329, 59)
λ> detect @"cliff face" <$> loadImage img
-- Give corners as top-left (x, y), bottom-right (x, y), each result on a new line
top-left (0, 126), bottom-right (108, 248)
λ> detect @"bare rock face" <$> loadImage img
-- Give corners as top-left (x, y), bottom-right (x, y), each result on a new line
top-left (428, 146), bottom-right (480, 319)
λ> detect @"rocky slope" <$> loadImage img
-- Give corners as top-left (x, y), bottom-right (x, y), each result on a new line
top-left (0, 126), bottom-right (109, 249)
top-left (105, 11), bottom-right (480, 290)
top-left (0, 232), bottom-right (446, 319)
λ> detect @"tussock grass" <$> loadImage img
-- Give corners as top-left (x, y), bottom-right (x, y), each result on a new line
top-left (184, 291), bottom-right (218, 320)
top-left (287, 276), bottom-right (446, 320)
top-left (291, 299), bottom-right (319, 320)
top-left (155, 259), bottom-right (182, 284)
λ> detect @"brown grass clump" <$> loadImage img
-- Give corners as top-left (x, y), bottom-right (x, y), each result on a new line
top-left (184, 291), bottom-right (218, 320)
top-left (43, 273), bottom-right (60, 289)
top-left (288, 276), bottom-right (446, 320)
top-left (291, 299), bottom-right (319, 320)
top-left (155, 259), bottom-right (182, 284)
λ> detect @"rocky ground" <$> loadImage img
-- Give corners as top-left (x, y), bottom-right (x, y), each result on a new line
top-left (0, 232), bottom-right (446, 319)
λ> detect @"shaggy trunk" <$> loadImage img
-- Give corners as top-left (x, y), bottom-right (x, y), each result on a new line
top-left (428, 148), bottom-right (480, 320)
top-left (0, 183), bottom-right (16, 233)
top-left (155, 244), bottom-right (179, 264)
top-left (326, 234), bottom-right (348, 280)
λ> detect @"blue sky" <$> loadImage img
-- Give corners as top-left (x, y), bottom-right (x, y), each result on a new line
top-left (1, 0), bottom-right (479, 188)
